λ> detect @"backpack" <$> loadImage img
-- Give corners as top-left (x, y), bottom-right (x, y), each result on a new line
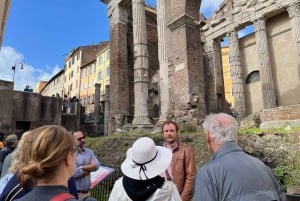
top-left (50, 193), bottom-right (75, 201)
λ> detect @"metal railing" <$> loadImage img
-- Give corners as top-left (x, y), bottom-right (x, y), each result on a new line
top-left (90, 164), bottom-right (122, 201)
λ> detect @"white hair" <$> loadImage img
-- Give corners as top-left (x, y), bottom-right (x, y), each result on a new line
top-left (203, 113), bottom-right (238, 144)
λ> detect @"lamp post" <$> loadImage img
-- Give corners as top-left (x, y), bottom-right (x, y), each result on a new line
top-left (12, 58), bottom-right (24, 90)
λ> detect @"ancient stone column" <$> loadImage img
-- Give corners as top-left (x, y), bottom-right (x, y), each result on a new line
top-left (131, 0), bottom-right (151, 126)
top-left (227, 29), bottom-right (246, 120)
top-left (94, 83), bottom-right (101, 135)
top-left (103, 0), bottom-right (130, 133)
top-left (204, 39), bottom-right (225, 112)
top-left (157, 0), bottom-right (169, 123)
top-left (104, 84), bottom-right (110, 135)
top-left (287, 3), bottom-right (300, 62)
top-left (253, 17), bottom-right (277, 109)
top-left (212, 39), bottom-right (225, 111)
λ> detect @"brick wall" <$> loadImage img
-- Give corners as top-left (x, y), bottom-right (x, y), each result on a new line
top-left (260, 104), bottom-right (300, 122)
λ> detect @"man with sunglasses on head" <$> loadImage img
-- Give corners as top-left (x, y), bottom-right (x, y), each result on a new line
top-left (72, 129), bottom-right (100, 199)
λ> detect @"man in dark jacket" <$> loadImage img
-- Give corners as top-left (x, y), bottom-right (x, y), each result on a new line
top-left (194, 113), bottom-right (286, 201)
top-left (0, 134), bottom-right (18, 175)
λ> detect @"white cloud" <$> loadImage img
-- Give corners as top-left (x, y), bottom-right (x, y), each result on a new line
top-left (0, 46), bottom-right (61, 91)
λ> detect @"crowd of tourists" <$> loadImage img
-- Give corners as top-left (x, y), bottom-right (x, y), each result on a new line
top-left (0, 113), bottom-right (286, 201)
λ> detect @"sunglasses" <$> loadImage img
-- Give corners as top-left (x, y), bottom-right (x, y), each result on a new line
top-left (77, 136), bottom-right (85, 141)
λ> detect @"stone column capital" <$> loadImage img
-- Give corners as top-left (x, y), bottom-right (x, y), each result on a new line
top-left (287, 3), bottom-right (300, 18)
top-left (227, 30), bottom-right (238, 43)
top-left (108, 1), bottom-right (129, 25)
top-left (253, 17), bottom-right (266, 32)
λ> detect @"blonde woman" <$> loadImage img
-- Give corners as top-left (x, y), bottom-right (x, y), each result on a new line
top-left (15, 125), bottom-right (96, 201)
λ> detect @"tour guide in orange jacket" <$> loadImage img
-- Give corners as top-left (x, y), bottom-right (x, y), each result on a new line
top-left (162, 120), bottom-right (197, 201)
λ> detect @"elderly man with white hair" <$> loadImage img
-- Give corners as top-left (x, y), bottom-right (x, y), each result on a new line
top-left (194, 113), bottom-right (286, 201)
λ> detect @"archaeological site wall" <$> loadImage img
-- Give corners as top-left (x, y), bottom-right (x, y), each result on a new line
top-left (101, 0), bottom-right (300, 132)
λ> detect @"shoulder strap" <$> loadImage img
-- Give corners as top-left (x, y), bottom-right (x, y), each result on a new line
top-left (50, 193), bottom-right (75, 201)
top-left (5, 183), bottom-right (23, 201)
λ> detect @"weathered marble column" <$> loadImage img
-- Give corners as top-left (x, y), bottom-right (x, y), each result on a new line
top-left (212, 39), bottom-right (225, 111)
top-left (104, 84), bottom-right (110, 135)
top-left (253, 17), bottom-right (277, 109)
top-left (131, 0), bottom-right (151, 126)
top-left (204, 39), bottom-right (225, 112)
top-left (227, 30), bottom-right (246, 120)
top-left (287, 3), bottom-right (300, 61)
top-left (94, 83), bottom-right (101, 134)
top-left (157, 0), bottom-right (169, 123)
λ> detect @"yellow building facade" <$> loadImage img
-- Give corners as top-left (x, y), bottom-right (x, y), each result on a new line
top-left (221, 46), bottom-right (234, 106)
top-left (78, 42), bottom-right (110, 114)
top-left (95, 44), bottom-right (110, 103)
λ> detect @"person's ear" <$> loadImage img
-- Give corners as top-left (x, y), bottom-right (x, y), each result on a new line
top-left (205, 131), bottom-right (211, 144)
top-left (65, 152), bottom-right (75, 166)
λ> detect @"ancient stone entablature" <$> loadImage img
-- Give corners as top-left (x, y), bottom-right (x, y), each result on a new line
top-left (201, 0), bottom-right (300, 121)
top-left (202, 0), bottom-right (298, 40)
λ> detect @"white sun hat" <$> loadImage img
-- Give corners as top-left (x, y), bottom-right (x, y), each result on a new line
top-left (121, 137), bottom-right (172, 180)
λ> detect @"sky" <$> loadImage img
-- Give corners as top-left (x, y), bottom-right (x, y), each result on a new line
top-left (0, 0), bottom-right (223, 91)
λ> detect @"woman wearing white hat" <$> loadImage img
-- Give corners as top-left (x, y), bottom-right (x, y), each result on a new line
top-left (108, 137), bottom-right (182, 201)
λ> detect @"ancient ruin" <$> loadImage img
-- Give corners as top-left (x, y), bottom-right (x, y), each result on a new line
top-left (100, 0), bottom-right (300, 133)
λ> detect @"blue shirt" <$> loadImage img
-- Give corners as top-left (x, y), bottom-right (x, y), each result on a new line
top-left (194, 141), bottom-right (286, 201)
top-left (73, 147), bottom-right (100, 191)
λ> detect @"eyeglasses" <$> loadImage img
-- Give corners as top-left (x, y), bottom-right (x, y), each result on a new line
top-left (76, 136), bottom-right (85, 141)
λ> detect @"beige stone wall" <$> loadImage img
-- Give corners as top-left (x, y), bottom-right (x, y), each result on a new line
top-left (268, 12), bottom-right (299, 106)
top-left (239, 34), bottom-right (262, 114)
top-left (239, 12), bottom-right (300, 115)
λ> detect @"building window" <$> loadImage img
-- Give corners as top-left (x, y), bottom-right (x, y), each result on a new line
top-left (77, 52), bottom-right (80, 60)
top-left (246, 70), bottom-right (260, 84)
top-left (98, 71), bottom-right (102, 81)
top-left (106, 66), bottom-right (110, 76)
top-left (106, 51), bottom-right (110, 60)
top-left (72, 57), bottom-right (75, 65)
top-left (98, 56), bottom-right (102, 64)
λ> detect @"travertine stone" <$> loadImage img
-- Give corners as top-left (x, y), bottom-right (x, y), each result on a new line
top-left (94, 83), bottom-right (101, 130)
top-left (227, 29), bottom-right (246, 120)
top-left (253, 17), bottom-right (277, 109)
top-left (104, 85), bottom-right (110, 135)
top-left (157, 0), bottom-right (169, 122)
top-left (131, 0), bottom-right (151, 125)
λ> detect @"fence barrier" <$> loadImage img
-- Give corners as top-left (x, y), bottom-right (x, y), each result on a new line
top-left (91, 164), bottom-right (122, 201)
